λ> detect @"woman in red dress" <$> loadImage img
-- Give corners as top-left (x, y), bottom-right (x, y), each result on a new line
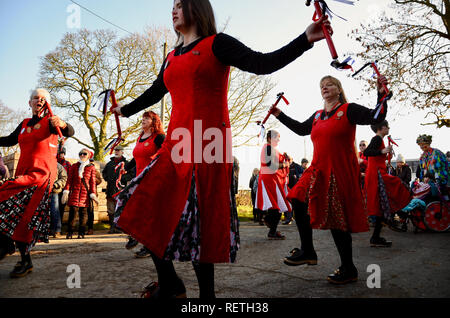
top-left (112, 0), bottom-right (332, 298)
top-left (0, 88), bottom-right (74, 278)
top-left (256, 130), bottom-right (291, 240)
top-left (364, 120), bottom-right (411, 247)
top-left (123, 111), bottom-right (165, 257)
top-left (271, 75), bottom-right (389, 284)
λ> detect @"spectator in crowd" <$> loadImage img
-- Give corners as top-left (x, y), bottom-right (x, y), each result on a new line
top-left (57, 147), bottom-right (72, 229)
top-left (102, 145), bottom-right (133, 234)
top-left (394, 154), bottom-right (412, 187)
top-left (62, 149), bottom-right (99, 239)
top-left (300, 158), bottom-right (309, 172)
top-left (86, 158), bottom-right (103, 235)
top-left (358, 140), bottom-right (368, 188)
top-left (416, 134), bottom-right (448, 199)
top-left (249, 168), bottom-right (261, 223)
top-left (283, 156), bottom-right (303, 225)
top-left (0, 155), bottom-right (9, 179)
top-left (49, 162), bottom-right (68, 237)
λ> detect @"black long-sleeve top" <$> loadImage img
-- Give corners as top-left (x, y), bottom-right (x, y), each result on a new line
top-left (0, 115), bottom-right (74, 147)
top-left (121, 32), bottom-right (313, 118)
top-left (364, 135), bottom-right (384, 157)
top-left (276, 95), bottom-right (388, 137)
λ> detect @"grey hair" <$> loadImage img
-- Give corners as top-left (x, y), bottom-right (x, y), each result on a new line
top-left (30, 88), bottom-right (51, 104)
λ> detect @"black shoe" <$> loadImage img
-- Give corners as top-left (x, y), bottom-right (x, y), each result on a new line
top-left (135, 247), bottom-right (151, 258)
top-left (126, 237), bottom-right (139, 250)
top-left (327, 266), bottom-right (358, 285)
top-left (10, 261), bottom-right (33, 278)
top-left (389, 219), bottom-right (407, 232)
top-left (77, 233), bottom-right (85, 239)
top-left (282, 220), bottom-right (293, 225)
top-left (66, 232), bottom-right (73, 239)
top-left (370, 237), bottom-right (392, 247)
top-left (268, 231), bottom-right (286, 240)
top-left (108, 225), bottom-right (121, 234)
top-left (284, 248), bottom-right (317, 266)
top-left (141, 281), bottom-right (187, 299)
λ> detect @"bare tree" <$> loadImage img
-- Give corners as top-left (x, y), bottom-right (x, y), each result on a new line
top-left (0, 100), bottom-right (28, 157)
top-left (39, 28), bottom-right (277, 160)
top-left (350, 0), bottom-right (449, 128)
top-left (39, 28), bottom-right (171, 161)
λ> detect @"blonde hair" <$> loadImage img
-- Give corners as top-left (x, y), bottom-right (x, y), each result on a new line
top-left (320, 76), bottom-right (348, 104)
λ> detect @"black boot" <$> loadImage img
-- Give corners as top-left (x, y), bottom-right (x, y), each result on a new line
top-left (284, 248), bottom-right (317, 266)
top-left (327, 266), bottom-right (358, 285)
top-left (11, 243), bottom-right (33, 278)
top-left (0, 235), bottom-right (15, 261)
top-left (126, 236), bottom-right (139, 250)
top-left (10, 260), bottom-right (33, 278)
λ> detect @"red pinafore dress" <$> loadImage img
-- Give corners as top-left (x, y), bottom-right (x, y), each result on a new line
top-left (116, 35), bottom-right (239, 264)
top-left (0, 115), bottom-right (58, 247)
top-left (287, 104), bottom-right (369, 233)
top-left (256, 143), bottom-right (291, 212)
top-left (365, 139), bottom-right (411, 218)
top-left (133, 133), bottom-right (161, 176)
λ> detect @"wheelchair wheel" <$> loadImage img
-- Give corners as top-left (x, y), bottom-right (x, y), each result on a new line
top-left (423, 201), bottom-right (450, 232)
top-left (410, 208), bottom-right (428, 232)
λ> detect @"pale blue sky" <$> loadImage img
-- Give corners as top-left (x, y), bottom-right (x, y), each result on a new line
top-left (1, 0), bottom-right (448, 188)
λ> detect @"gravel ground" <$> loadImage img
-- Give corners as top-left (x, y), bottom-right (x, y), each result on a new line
top-left (1, 221), bottom-right (449, 298)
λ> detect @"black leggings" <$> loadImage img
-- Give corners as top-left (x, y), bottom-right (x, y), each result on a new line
top-left (150, 253), bottom-right (215, 299)
top-left (371, 216), bottom-right (384, 239)
top-left (16, 241), bottom-right (31, 264)
top-left (292, 199), bottom-right (314, 253)
top-left (330, 229), bottom-right (355, 270)
top-left (292, 199), bottom-right (354, 269)
top-left (68, 207), bottom-right (87, 234)
top-left (265, 209), bottom-right (281, 234)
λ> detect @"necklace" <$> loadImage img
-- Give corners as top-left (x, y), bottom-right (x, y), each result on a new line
top-left (323, 101), bottom-right (341, 120)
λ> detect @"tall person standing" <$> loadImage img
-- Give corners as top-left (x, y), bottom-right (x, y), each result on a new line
top-left (0, 88), bottom-right (74, 277)
top-left (271, 75), bottom-right (390, 284)
top-left (112, 0), bottom-right (333, 298)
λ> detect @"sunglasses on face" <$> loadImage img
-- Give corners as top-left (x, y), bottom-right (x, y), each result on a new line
top-left (359, 144), bottom-right (366, 147)
top-left (79, 153), bottom-right (88, 156)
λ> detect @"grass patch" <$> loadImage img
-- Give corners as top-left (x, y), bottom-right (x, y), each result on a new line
top-left (238, 205), bottom-right (254, 222)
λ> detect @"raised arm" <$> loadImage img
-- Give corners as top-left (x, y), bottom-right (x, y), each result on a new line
top-left (117, 61), bottom-right (169, 118)
top-left (275, 111), bottom-right (315, 137)
top-left (212, 15), bottom-right (332, 75)
top-left (0, 121), bottom-right (23, 147)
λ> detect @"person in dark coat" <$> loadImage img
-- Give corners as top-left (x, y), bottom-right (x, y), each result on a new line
top-left (102, 145), bottom-right (133, 233)
top-left (249, 168), bottom-right (261, 223)
top-left (283, 157), bottom-right (304, 225)
top-left (393, 154), bottom-right (411, 188)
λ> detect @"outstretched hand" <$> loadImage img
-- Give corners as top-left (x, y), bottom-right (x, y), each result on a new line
top-left (377, 75), bottom-right (389, 95)
top-left (305, 14), bottom-right (333, 44)
top-left (271, 107), bottom-right (282, 117)
top-left (49, 116), bottom-right (67, 129)
top-left (111, 104), bottom-right (123, 117)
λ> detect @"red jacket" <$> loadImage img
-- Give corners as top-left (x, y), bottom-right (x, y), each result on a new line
top-left (65, 162), bottom-right (97, 207)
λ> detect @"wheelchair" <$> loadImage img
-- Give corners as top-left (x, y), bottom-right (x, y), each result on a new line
top-left (391, 199), bottom-right (449, 233)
